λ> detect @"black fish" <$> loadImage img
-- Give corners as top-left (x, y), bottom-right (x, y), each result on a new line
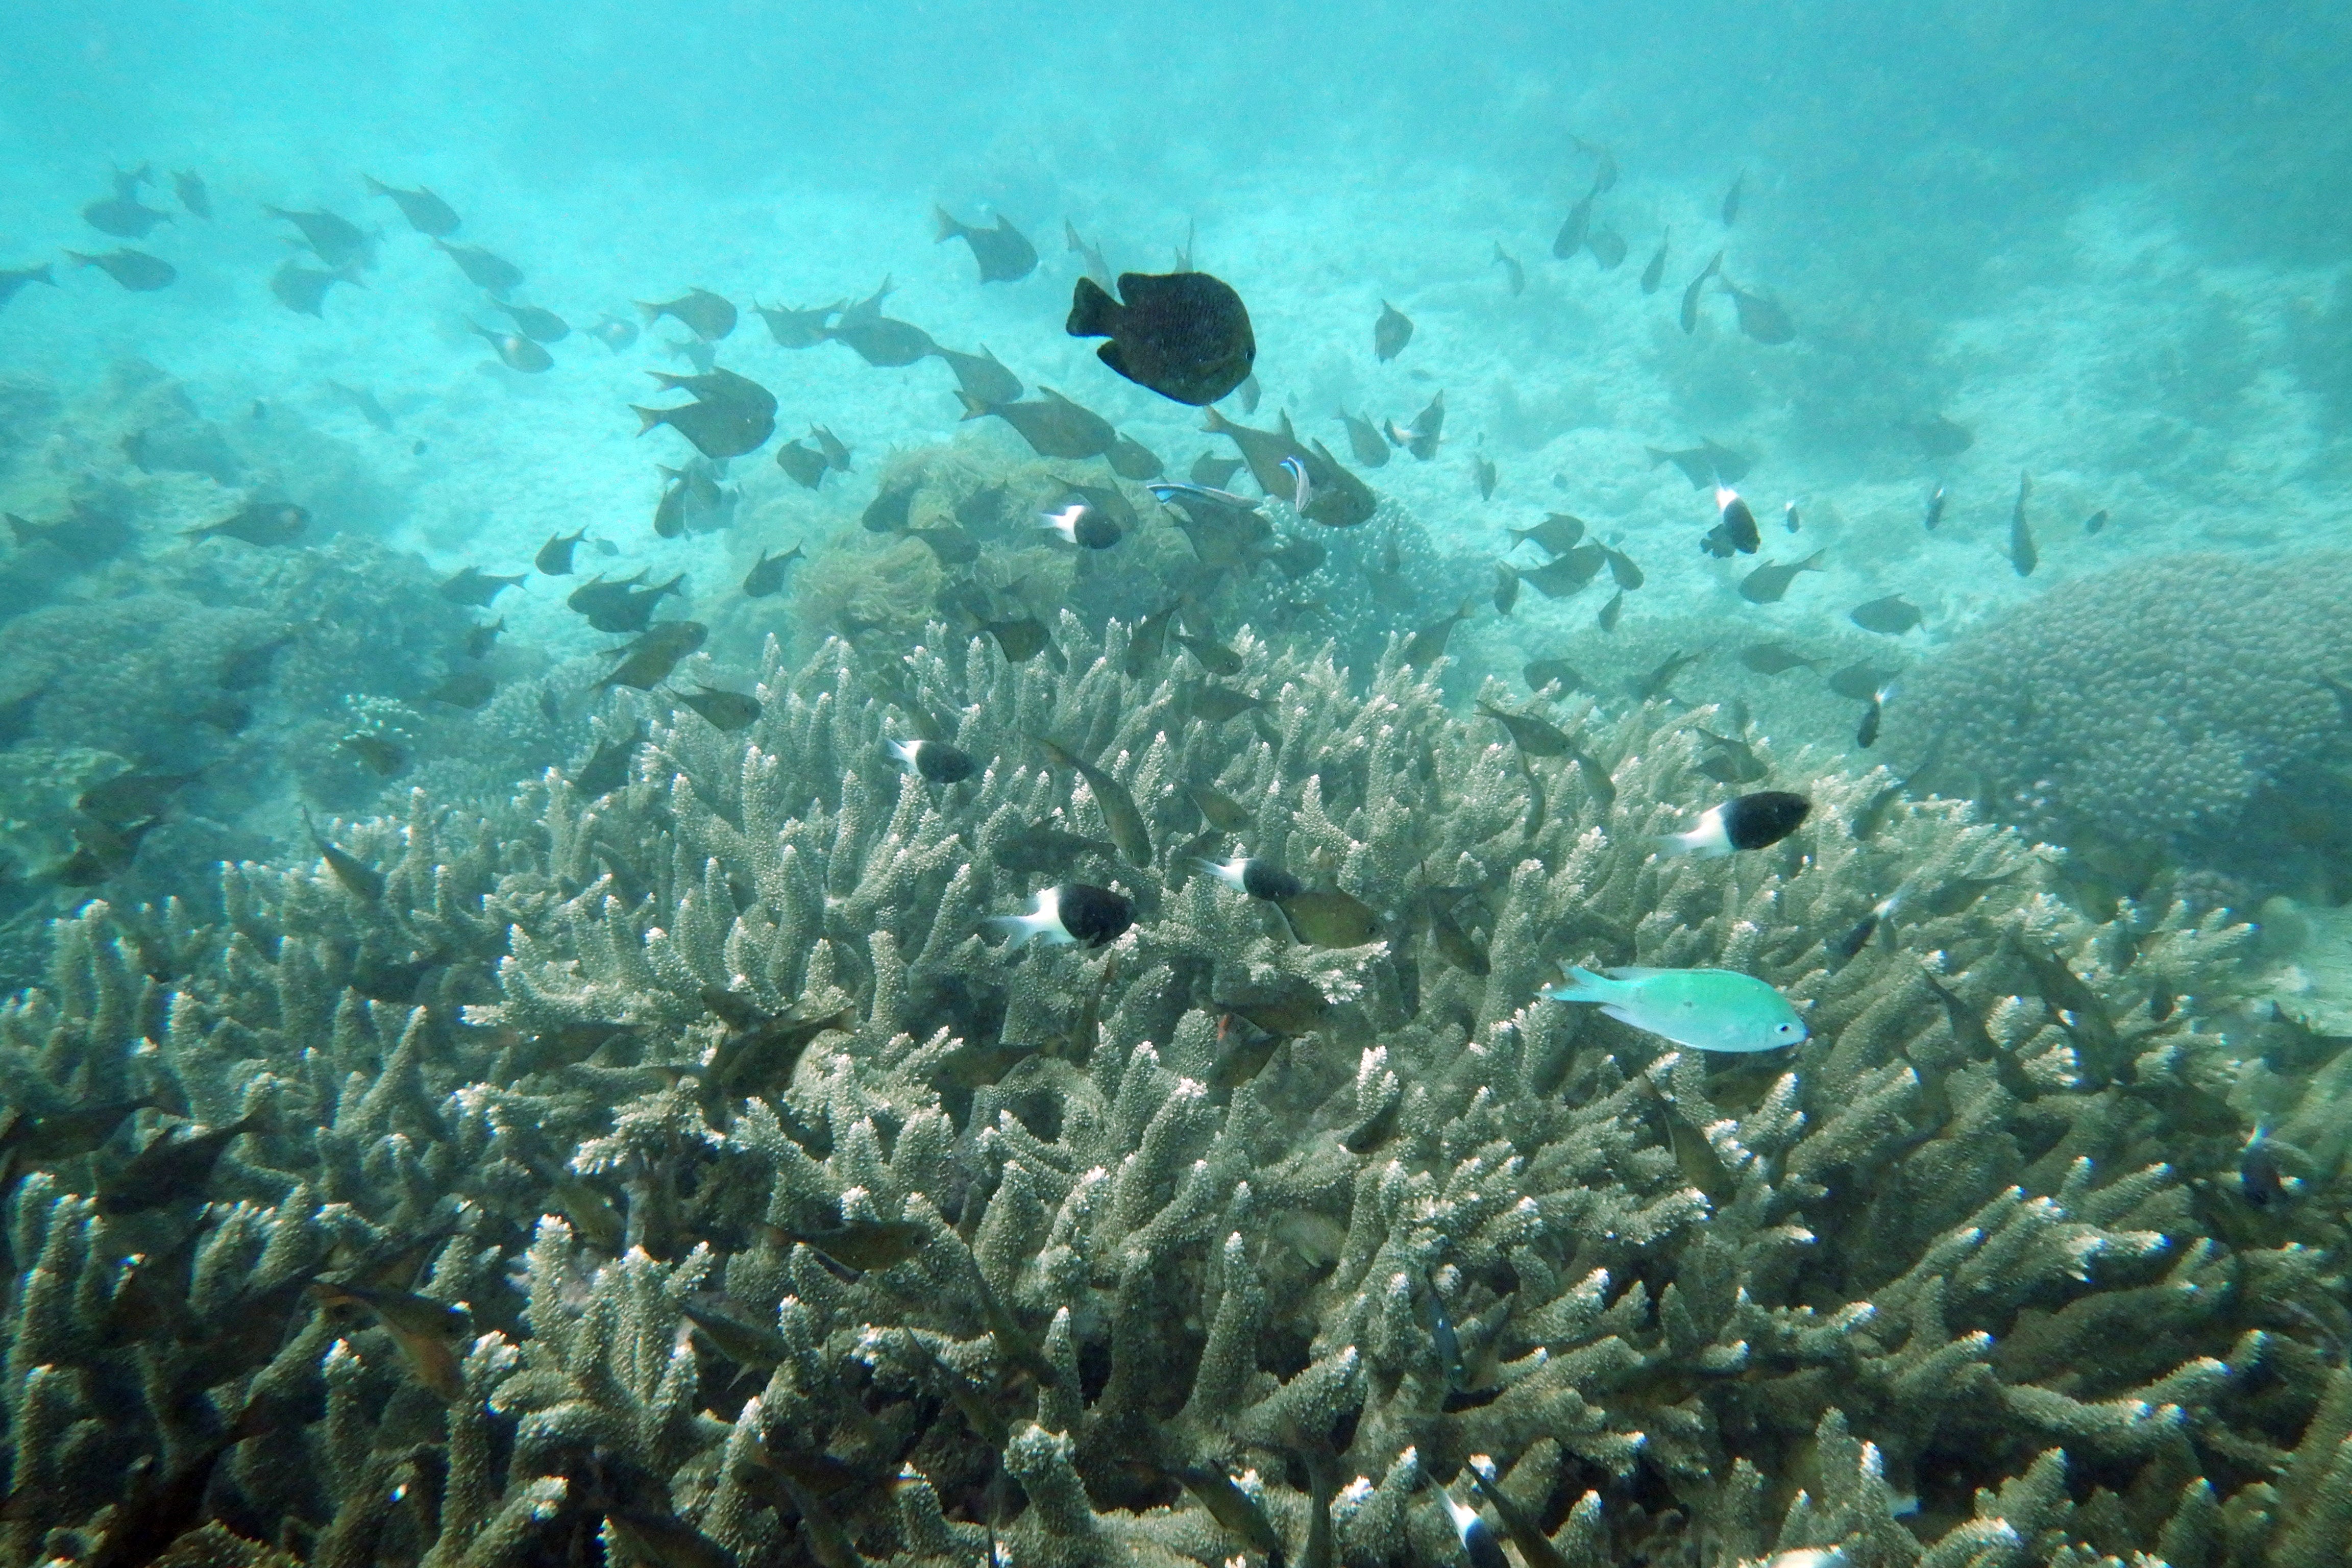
top-left (83, 191), bottom-right (172, 239)
top-left (1737, 643), bottom-right (1821, 676)
top-left (364, 175), bottom-right (460, 236)
top-left (674, 685), bottom-right (761, 731)
top-left (1647, 439), bottom-right (1748, 488)
top-left (930, 343), bottom-right (1023, 405)
top-left (65, 249), bottom-right (175, 291)
top-left (1632, 648), bottom-right (1700, 702)
top-left (1476, 701), bottom-right (1570, 756)
top-left (536, 528), bottom-right (586, 574)
top-left (1507, 512), bottom-right (1585, 555)
top-left (436, 239), bottom-right (523, 295)
top-left (1737, 550), bottom-right (1824, 604)
top-left (574, 722), bottom-right (649, 797)
top-left (1660, 790), bottom-right (1810, 855)
top-left (637, 287), bottom-right (736, 340)
top-left (1522, 543), bottom-right (1607, 597)
top-left (1849, 595), bottom-right (1923, 634)
top-left (2084, 508), bottom-right (2109, 536)
top-left (742, 545), bottom-right (802, 597)
top-left (1596, 588), bottom-right (1623, 631)
top-left (1910, 414), bottom-right (1974, 457)
top-left (326, 379), bottom-right (394, 430)
top-left (1603, 546), bottom-right (1644, 589)
top-left (632, 385), bottom-right (776, 458)
top-left (1553, 187), bottom-right (1595, 259)
top-left (188, 501), bottom-right (307, 546)
top-left (488, 298), bottom-right (569, 342)
top-left (1525, 657), bottom-right (1584, 692)
top-left (440, 566), bottom-right (525, 606)
top-left (994, 883), bottom-right (1134, 950)
top-left (935, 206), bottom-right (1037, 282)
top-left (753, 299), bottom-right (841, 348)
top-left (1640, 229), bottom-right (1669, 293)
top-left (172, 169), bottom-right (211, 219)
top-left (264, 205), bottom-right (366, 266)
top-left (775, 439), bottom-right (827, 488)
top-left (2008, 471), bottom-right (2036, 577)
top-left (959, 386), bottom-right (1115, 459)
top-left (1827, 660), bottom-right (1902, 701)
top-left (1707, 484), bottom-right (1760, 555)
top-left (1679, 249), bottom-right (1722, 333)
top-left (97, 1116), bottom-right (261, 1215)
top-left (1374, 300), bottom-right (1414, 361)
top-left (1720, 274), bottom-right (1793, 343)
top-left (1067, 271), bottom-right (1255, 405)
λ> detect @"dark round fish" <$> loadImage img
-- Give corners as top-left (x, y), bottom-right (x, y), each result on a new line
top-left (1056, 883), bottom-right (1134, 947)
top-left (889, 738), bottom-right (977, 785)
top-left (1721, 791), bottom-right (1811, 850)
top-left (1067, 271), bottom-right (1254, 406)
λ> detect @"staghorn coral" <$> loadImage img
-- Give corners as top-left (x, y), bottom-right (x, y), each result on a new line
top-left (0, 617), bottom-right (2346, 1568)
top-left (1886, 551), bottom-right (2352, 904)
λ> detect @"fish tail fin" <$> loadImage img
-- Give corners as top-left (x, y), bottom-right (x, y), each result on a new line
top-left (1201, 407), bottom-right (1233, 435)
top-left (1800, 550), bottom-right (1826, 571)
top-left (629, 406), bottom-right (664, 435)
top-left (1066, 276), bottom-right (1119, 339)
top-left (646, 371), bottom-right (684, 390)
top-left (63, 251), bottom-right (93, 267)
top-left (933, 205), bottom-right (963, 243)
top-left (363, 175), bottom-right (389, 195)
top-left (1704, 249), bottom-right (1725, 279)
top-left (633, 300), bottom-right (660, 322)
top-left (954, 389), bottom-right (992, 421)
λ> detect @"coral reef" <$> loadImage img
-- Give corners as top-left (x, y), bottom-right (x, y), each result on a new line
top-left (2, 617), bottom-right (2347, 1568)
top-left (1887, 552), bottom-right (2352, 906)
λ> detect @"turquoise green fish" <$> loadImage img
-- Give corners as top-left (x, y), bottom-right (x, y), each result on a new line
top-left (1539, 966), bottom-right (1806, 1052)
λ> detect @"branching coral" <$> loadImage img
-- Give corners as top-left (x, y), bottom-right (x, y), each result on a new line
top-left (0, 614), bottom-right (2344, 1568)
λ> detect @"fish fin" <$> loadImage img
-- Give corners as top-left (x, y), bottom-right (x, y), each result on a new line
top-left (933, 205), bottom-right (962, 242)
top-left (954, 390), bottom-right (990, 421)
top-left (1095, 340), bottom-right (1129, 377)
top-left (1604, 966), bottom-right (1676, 980)
top-left (1066, 276), bottom-right (1119, 338)
top-left (633, 300), bottom-right (661, 321)
top-left (629, 406), bottom-right (664, 435)
top-left (1202, 407), bottom-right (1233, 434)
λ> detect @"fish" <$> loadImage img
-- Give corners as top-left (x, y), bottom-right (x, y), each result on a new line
top-left (1474, 455), bottom-right (1498, 500)
top-left (1508, 512), bottom-right (1586, 555)
top-left (1586, 228), bottom-right (1628, 270)
top-left (1705, 483), bottom-right (1761, 556)
top-left (1523, 543), bottom-right (1608, 598)
top-left (1491, 242), bottom-right (1525, 295)
top-left (806, 423), bottom-right (851, 472)
top-left (340, 734), bottom-right (407, 776)
top-left (303, 807), bottom-right (384, 900)
top-left (600, 621), bottom-right (708, 690)
top-left (1402, 600), bottom-right (1475, 665)
top-left (1737, 643), bottom-right (1823, 676)
top-left (1374, 300), bottom-right (1414, 361)
top-left (1525, 658), bottom-right (1584, 694)
top-left (426, 670), bottom-right (496, 708)
top-left (188, 500), bottom-right (308, 546)
top-left (1640, 230), bottom-right (1669, 293)
top-left (935, 206), bottom-right (1038, 282)
top-left (326, 380), bottom-right (395, 430)
top-left (1694, 728), bottom-right (1767, 784)
top-left (1032, 736), bottom-right (1152, 865)
top-left (2084, 508), bottom-right (2110, 536)
top-left (1476, 701), bottom-right (1571, 756)
top-left (1202, 406), bottom-right (1312, 493)
top-left (753, 299), bottom-right (841, 348)
top-left (637, 287), bottom-right (736, 340)
top-left (309, 1280), bottom-right (467, 1400)
top-left (1177, 632), bottom-right (1244, 675)
top-left (771, 438), bottom-right (830, 490)
top-left (1386, 390), bottom-right (1446, 461)
top-left (959, 386), bottom-right (1116, 459)
top-left (1176, 683), bottom-right (1264, 724)
top-left (363, 175), bottom-right (460, 236)
top-left (573, 723), bottom-right (648, 797)
top-left (887, 738), bottom-right (977, 785)
top-left (824, 311), bottom-right (936, 366)
top-left (218, 633), bottom-right (292, 691)
top-left (1604, 546), bottom-right (1645, 589)
top-left (96, 1115), bottom-right (262, 1215)
top-left (1722, 170), bottom-right (1746, 225)
top-left (440, 566), bottom-right (526, 606)
top-left (1737, 550), bottom-right (1826, 604)
top-left (914, 525), bottom-right (981, 565)
top-left (590, 314), bottom-right (640, 352)
top-left (1784, 500), bottom-right (1801, 533)
top-left (1553, 187), bottom-right (1595, 259)
top-left (1493, 561), bottom-right (1521, 615)
top-left (1040, 494), bottom-right (1123, 551)
top-left (81, 1394), bottom-right (284, 1568)
top-left (0, 263), bottom-right (57, 311)
top-left (742, 545), bottom-right (802, 597)
top-left (1067, 270), bottom-right (1256, 405)
top-left (1294, 439), bottom-right (1378, 529)
top-left (79, 770), bottom-right (200, 823)
top-left (1541, 965), bottom-right (1804, 1052)
top-left (680, 1296), bottom-right (789, 1369)
top-left (2239, 1124), bottom-right (2297, 1208)
top-left (1856, 690), bottom-right (1883, 748)
top-left (1827, 660), bottom-right (1901, 701)
top-left (536, 528), bottom-right (586, 575)
top-left (632, 390), bottom-right (776, 459)
top-left (1233, 371), bottom-right (1262, 411)
top-left (1923, 486), bottom-right (1946, 531)
top-left (929, 342), bottom-right (1023, 405)
top-left (1591, 587), bottom-right (1623, 631)
top-left (264, 205), bottom-right (366, 266)
top-left (1338, 409), bottom-right (1391, 467)
top-left (83, 189), bottom-right (173, 238)
top-left (1215, 973), bottom-right (1330, 1037)
top-left (470, 322), bottom-right (553, 373)
top-left (1426, 895), bottom-right (1489, 979)
top-left (1191, 451), bottom-right (1245, 488)
top-left (984, 617), bottom-right (1052, 662)
top-left (1436, 1487), bottom-right (1511, 1568)
top-left (991, 884), bottom-right (1134, 950)
top-left (1679, 249), bottom-right (1723, 333)
top-left (1196, 855), bottom-right (1304, 902)
top-left (487, 298), bottom-right (569, 342)
top-left (1105, 430), bottom-right (1164, 480)
top-left (1647, 439), bottom-right (1749, 488)
top-left (1064, 219), bottom-right (1115, 288)
top-left (435, 239), bottom-right (522, 297)
top-left (674, 685), bottom-right (761, 731)
top-left (1633, 648), bottom-right (1701, 703)
top-left (1719, 275), bottom-right (1794, 343)
top-left (653, 470), bottom-right (690, 538)
top-left (1910, 414), bottom-right (1974, 457)
top-left (2008, 471), bottom-right (2037, 576)
top-left (1278, 888), bottom-right (1381, 948)
top-left (991, 823), bottom-right (1117, 875)
top-left (172, 169), bottom-right (210, 218)
top-left (462, 618), bottom-right (504, 658)
top-left (1849, 595), bottom-right (1923, 634)
top-left (65, 249), bottom-right (176, 291)
top-left (1659, 791), bottom-right (1809, 856)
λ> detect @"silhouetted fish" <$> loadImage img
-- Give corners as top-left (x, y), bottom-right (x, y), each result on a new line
top-left (958, 386), bottom-right (1114, 459)
top-left (1067, 270), bottom-right (1255, 405)
top-left (436, 240), bottom-right (522, 295)
top-left (1374, 300), bottom-right (1413, 361)
top-left (1849, 595), bottom-right (1923, 634)
top-left (270, 259), bottom-right (352, 317)
top-left (265, 205), bottom-right (366, 267)
top-left (930, 344), bottom-right (1023, 405)
top-left (1491, 242), bottom-right (1524, 295)
top-left (637, 287), bottom-right (736, 340)
top-left (0, 264), bottom-right (57, 311)
top-left (753, 299), bottom-right (841, 348)
top-left (66, 249), bottom-right (175, 291)
top-left (1641, 230), bottom-right (1669, 293)
top-left (364, 176), bottom-right (460, 236)
top-left (935, 206), bottom-right (1037, 282)
top-left (1679, 249), bottom-right (1722, 333)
